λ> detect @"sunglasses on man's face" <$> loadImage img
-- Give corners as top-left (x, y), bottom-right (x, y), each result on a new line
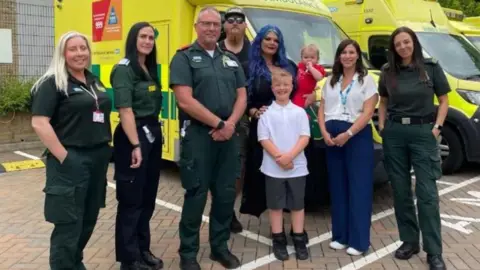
top-left (226, 16), bottom-right (245, 24)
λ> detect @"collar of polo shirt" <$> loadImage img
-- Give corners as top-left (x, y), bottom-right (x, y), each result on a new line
top-left (270, 100), bottom-right (295, 110)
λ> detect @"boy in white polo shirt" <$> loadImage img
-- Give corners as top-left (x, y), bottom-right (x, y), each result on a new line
top-left (257, 69), bottom-right (311, 261)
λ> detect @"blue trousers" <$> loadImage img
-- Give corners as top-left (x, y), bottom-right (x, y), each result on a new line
top-left (325, 120), bottom-right (374, 252)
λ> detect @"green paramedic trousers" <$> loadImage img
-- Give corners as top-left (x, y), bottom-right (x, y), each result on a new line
top-left (178, 123), bottom-right (241, 259)
top-left (382, 120), bottom-right (443, 255)
top-left (43, 144), bottom-right (111, 270)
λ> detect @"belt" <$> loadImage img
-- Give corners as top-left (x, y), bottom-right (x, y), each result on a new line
top-left (388, 114), bottom-right (435, 125)
top-left (135, 115), bottom-right (159, 127)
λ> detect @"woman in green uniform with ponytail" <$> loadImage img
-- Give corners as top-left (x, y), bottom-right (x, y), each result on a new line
top-left (31, 31), bottom-right (112, 270)
top-left (378, 26), bottom-right (450, 270)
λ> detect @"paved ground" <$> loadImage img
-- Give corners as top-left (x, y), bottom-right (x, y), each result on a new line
top-left (1, 149), bottom-right (480, 269)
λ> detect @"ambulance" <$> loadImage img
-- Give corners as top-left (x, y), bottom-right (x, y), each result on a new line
top-left (325, 0), bottom-right (480, 174)
top-left (53, 0), bottom-right (387, 184)
top-left (443, 7), bottom-right (480, 50)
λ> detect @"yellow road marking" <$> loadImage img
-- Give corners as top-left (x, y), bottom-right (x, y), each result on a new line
top-left (1, 160), bottom-right (45, 172)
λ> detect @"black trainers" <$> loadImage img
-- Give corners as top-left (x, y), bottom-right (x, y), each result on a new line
top-left (141, 250), bottom-right (163, 269)
top-left (180, 258), bottom-right (201, 270)
top-left (272, 232), bottom-right (289, 261)
top-left (210, 250), bottom-right (241, 269)
top-left (427, 254), bottom-right (447, 270)
top-left (394, 242), bottom-right (420, 260)
top-left (230, 212), bottom-right (243, 233)
top-left (292, 232), bottom-right (309, 260)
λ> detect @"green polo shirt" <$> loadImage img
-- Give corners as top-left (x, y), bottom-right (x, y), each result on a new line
top-left (169, 41), bottom-right (246, 119)
top-left (31, 70), bottom-right (112, 147)
top-left (110, 58), bottom-right (162, 118)
top-left (378, 59), bottom-right (451, 117)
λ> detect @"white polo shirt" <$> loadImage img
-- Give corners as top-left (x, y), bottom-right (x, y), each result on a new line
top-left (257, 101), bottom-right (310, 178)
top-left (321, 73), bottom-right (377, 123)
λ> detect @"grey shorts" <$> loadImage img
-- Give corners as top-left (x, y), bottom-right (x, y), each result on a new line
top-left (265, 175), bottom-right (306, 210)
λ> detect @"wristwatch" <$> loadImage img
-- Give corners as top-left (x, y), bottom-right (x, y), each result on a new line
top-left (347, 129), bottom-right (354, 137)
top-left (434, 124), bottom-right (443, 131)
top-left (216, 120), bottom-right (225, 129)
top-left (132, 143), bottom-right (140, 149)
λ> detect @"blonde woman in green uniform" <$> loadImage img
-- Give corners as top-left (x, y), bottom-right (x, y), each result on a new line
top-left (30, 31), bottom-right (112, 270)
top-left (378, 26), bottom-right (450, 270)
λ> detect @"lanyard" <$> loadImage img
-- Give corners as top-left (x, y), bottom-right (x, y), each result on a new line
top-left (339, 79), bottom-right (356, 106)
top-left (79, 85), bottom-right (99, 110)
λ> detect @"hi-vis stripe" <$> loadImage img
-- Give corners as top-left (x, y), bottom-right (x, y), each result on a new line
top-left (91, 64), bottom-right (176, 120)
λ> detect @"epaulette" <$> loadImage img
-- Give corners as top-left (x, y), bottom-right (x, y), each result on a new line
top-left (380, 62), bottom-right (390, 71)
top-left (118, 58), bottom-right (130, 66)
top-left (177, 44), bottom-right (192, 52)
top-left (424, 58), bottom-right (438, 65)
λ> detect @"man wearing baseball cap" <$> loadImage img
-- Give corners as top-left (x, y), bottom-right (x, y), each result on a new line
top-left (218, 6), bottom-right (251, 234)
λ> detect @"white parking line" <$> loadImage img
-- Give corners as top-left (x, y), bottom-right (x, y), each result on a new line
top-left (106, 181), bottom-right (274, 247)
top-left (436, 180), bottom-right (456, 186)
top-left (335, 175), bottom-right (480, 270)
top-left (14, 151), bottom-right (40, 160)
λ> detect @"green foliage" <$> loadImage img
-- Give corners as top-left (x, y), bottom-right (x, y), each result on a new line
top-left (0, 76), bottom-right (36, 116)
top-left (439, 0), bottom-right (480, 17)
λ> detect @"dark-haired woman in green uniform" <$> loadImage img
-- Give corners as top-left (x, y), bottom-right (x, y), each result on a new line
top-left (378, 26), bottom-right (450, 270)
top-left (110, 21), bottom-right (164, 270)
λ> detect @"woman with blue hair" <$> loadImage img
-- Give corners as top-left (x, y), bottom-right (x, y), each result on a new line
top-left (239, 24), bottom-right (308, 259)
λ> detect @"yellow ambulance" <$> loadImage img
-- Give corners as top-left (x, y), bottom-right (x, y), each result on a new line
top-left (325, 0), bottom-right (480, 174)
top-left (53, 0), bottom-right (387, 183)
top-left (443, 8), bottom-right (480, 50)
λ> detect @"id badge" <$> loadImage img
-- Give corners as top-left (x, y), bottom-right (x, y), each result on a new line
top-left (93, 111), bottom-right (104, 123)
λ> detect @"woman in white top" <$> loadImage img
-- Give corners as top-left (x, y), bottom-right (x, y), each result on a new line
top-left (317, 39), bottom-right (378, 256)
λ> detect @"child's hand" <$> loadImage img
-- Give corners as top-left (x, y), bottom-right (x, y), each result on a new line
top-left (276, 153), bottom-right (293, 167)
top-left (281, 161), bottom-right (294, 170)
top-left (306, 62), bottom-right (313, 72)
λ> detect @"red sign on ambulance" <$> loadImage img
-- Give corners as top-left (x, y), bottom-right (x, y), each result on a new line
top-left (92, 0), bottom-right (122, 42)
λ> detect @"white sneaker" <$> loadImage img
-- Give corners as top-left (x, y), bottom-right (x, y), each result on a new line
top-left (346, 247), bottom-right (363, 256)
top-left (329, 241), bottom-right (347, 250)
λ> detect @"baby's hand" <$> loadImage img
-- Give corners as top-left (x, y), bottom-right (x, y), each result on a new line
top-left (306, 62), bottom-right (313, 71)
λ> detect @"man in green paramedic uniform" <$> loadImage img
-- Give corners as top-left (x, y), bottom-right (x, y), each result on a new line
top-left (169, 6), bottom-right (247, 270)
top-left (378, 28), bottom-right (450, 270)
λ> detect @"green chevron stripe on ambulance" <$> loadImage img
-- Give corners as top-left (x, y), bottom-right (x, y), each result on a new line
top-left (91, 63), bottom-right (180, 162)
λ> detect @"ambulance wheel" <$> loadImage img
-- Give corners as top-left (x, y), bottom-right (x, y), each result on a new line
top-left (440, 124), bottom-right (464, 175)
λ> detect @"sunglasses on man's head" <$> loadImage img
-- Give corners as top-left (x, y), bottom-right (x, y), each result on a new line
top-left (226, 16), bottom-right (245, 24)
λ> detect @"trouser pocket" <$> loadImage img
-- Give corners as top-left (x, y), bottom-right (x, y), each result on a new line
top-left (43, 185), bottom-right (78, 224)
top-left (179, 159), bottom-right (200, 190)
top-left (429, 149), bottom-right (443, 180)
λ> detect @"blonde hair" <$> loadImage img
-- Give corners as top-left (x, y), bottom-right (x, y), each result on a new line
top-left (271, 68), bottom-right (293, 84)
top-left (301, 43), bottom-right (320, 59)
top-left (31, 31), bottom-right (92, 96)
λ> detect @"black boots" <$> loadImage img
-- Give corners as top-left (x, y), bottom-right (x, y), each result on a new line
top-left (272, 231), bottom-right (309, 261)
top-left (292, 232), bottom-right (309, 260)
top-left (230, 212), bottom-right (243, 233)
top-left (394, 242), bottom-right (420, 260)
top-left (272, 232), bottom-right (289, 261)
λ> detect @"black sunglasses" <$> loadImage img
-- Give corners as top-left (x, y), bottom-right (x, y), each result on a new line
top-left (226, 16), bottom-right (245, 24)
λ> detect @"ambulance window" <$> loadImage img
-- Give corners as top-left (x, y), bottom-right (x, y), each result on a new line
top-left (368, 36), bottom-right (389, 70)
top-left (219, 11), bottom-right (227, 42)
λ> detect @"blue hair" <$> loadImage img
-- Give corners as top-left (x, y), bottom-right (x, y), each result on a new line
top-left (247, 25), bottom-right (290, 91)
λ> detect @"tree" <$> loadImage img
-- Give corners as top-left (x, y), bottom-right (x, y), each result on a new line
top-left (438, 0), bottom-right (480, 16)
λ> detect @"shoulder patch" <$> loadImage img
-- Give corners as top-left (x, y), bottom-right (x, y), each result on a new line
top-left (425, 58), bottom-right (438, 65)
top-left (118, 58), bottom-right (130, 66)
top-left (177, 44), bottom-right (192, 52)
